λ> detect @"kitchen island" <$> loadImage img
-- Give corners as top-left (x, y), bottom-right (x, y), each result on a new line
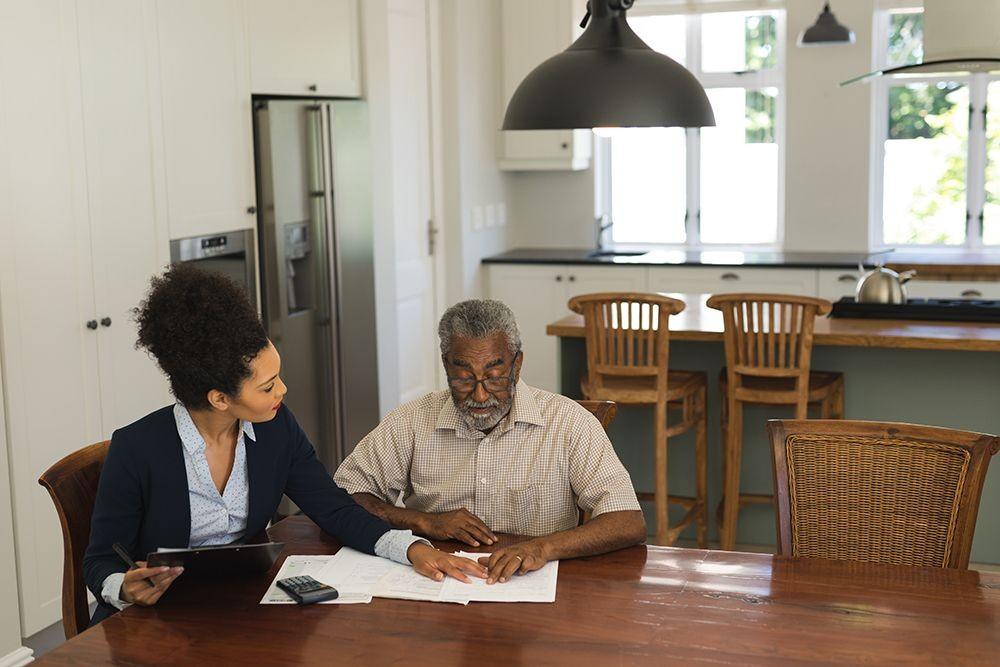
top-left (546, 294), bottom-right (1000, 563)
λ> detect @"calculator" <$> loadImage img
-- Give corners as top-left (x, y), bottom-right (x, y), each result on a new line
top-left (276, 575), bottom-right (340, 604)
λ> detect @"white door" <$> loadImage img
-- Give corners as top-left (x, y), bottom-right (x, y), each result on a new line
top-left (0, 0), bottom-right (103, 635)
top-left (153, 0), bottom-right (256, 239)
top-left (77, 0), bottom-right (173, 432)
top-left (387, 0), bottom-right (439, 403)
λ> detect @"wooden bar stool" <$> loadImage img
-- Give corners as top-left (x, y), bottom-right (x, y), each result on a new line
top-left (569, 293), bottom-right (708, 547)
top-left (706, 293), bottom-right (844, 551)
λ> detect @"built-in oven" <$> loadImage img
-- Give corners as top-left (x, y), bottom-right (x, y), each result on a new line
top-left (169, 229), bottom-right (257, 309)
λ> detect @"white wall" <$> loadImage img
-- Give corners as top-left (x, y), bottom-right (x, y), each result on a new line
top-left (436, 0), bottom-right (514, 305)
top-left (506, 0), bottom-right (879, 253)
top-left (0, 356), bottom-right (26, 658)
top-left (360, 0), bottom-right (403, 415)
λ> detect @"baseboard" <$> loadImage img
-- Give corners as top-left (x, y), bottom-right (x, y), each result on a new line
top-left (0, 647), bottom-right (34, 667)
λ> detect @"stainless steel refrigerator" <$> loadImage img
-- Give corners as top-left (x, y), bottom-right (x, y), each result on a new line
top-left (252, 98), bottom-right (379, 471)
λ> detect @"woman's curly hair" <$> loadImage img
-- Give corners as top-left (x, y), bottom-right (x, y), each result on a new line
top-left (134, 263), bottom-right (269, 410)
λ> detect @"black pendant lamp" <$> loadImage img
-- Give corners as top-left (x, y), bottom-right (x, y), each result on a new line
top-left (501, 0), bottom-right (715, 131)
top-left (797, 2), bottom-right (855, 46)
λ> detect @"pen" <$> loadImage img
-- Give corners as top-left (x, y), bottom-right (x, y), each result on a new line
top-left (112, 542), bottom-right (157, 588)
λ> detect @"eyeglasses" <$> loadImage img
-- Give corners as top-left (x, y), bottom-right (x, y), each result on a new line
top-left (446, 353), bottom-right (519, 394)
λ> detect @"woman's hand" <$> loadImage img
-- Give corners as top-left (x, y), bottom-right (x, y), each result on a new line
top-left (477, 540), bottom-right (548, 583)
top-left (120, 561), bottom-right (184, 606)
top-left (406, 542), bottom-right (487, 583)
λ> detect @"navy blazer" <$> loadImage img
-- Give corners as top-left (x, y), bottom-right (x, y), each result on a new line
top-left (83, 404), bottom-right (391, 625)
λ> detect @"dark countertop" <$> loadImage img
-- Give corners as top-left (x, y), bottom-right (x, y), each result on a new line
top-left (482, 247), bottom-right (891, 269)
top-left (483, 247), bottom-right (1000, 272)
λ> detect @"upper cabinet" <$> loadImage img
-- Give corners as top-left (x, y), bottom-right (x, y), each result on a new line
top-left (498, 0), bottom-right (592, 171)
top-left (153, 0), bottom-right (257, 239)
top-left (247, 0), bottom-right (361, 97)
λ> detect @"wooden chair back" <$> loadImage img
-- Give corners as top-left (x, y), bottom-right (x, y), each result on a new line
top-left (707, 293), bottom-right (832, 417)
top-left (38, 440), bottom-right (111, 638)
top-left (768, 420), bottom-right (999, 569)
top-left (575, 400), bottom-right (618, 525)
top-left (576, 400), bottom-right (618, 430)
top-left (568, 292), bottom-right (685, 396)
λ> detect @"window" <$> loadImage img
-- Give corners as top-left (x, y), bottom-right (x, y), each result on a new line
top-left (874, 8), bottom-right (997, 248)
top-left (596, 10), bottom-right (784, 247)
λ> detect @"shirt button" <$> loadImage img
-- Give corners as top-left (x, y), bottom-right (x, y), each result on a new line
top-left (480, 478), bottom-right (487, 485)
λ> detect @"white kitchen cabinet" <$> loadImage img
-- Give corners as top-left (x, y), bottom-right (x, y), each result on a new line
top-left (817, 268), bottom-right (863, 301)
top-left (488, 265), bottom-right (647, 391)
top-left (648, 266), bottom-right (818, 297)
top-left (0, 0), bottom-right (170, 635)
top-left (247, 0), bottom-right (361, 97)
top-left (153, 0), bottom-right (257, 239)
top-left (498, 0), bottom-right (592, 171)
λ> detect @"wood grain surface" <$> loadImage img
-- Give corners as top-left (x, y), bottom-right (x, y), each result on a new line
top-left (35, 515), bottom-right (1000, 666)
top-left (546, 293), bottom-right (1000, 352)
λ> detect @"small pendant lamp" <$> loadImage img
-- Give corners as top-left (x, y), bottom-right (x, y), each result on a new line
top-left (798, 2), bottom-right (855, 46)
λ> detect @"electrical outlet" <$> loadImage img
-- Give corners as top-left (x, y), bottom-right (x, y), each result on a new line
top-left (472, 205), bottom-right (484, 231)
top-left (485, 204), bottom-right (497, 228)
top-left (497, 202), bottom-right (507, 226)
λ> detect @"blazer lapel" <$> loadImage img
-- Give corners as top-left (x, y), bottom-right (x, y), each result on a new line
top-left (244, 428), bottom-right (271, 537)
top-left (161, 427), bottom-right (193, 549)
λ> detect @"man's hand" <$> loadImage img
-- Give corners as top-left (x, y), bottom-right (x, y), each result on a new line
top-left (417, 508), bottom-right (497, 547)
top-left (120, 561), bottom-right (184, 606)
top-left (477, 540), bottom-right (548, 584)
top-left (407, 542), bottom-right (488, 583)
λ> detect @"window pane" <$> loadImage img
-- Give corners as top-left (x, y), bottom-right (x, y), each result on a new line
top-left (883, 82), bottom-right (967, 245)
top-left (886, 10), bottom-right (923, 68)
top-left (628, 15), bottom-right (686, 65)
top-left (701, 12), bottom-right (776, 73)
top-left (610, 129), bottom-right (687, 244)
top-left (984, 81), bottom-right (1000, 244)
top-left (700, 87), bottom-right (778, 244)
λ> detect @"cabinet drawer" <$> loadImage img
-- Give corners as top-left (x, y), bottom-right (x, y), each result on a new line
top-left (905, 280), bottom-right (1000, 300)
top-left (817, 269), bottom-right (863, 301)
top-left (648, 267), bottom-right (818, 297)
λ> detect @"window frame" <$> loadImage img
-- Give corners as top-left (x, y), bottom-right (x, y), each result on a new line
top-left (869, 5), bottom-right (995, 250)
top-left (595, 7), bottom-right (787, 250)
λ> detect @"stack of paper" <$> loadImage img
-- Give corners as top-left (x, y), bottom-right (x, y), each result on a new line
top-left (261, 548), bottom-right (559, 606)
top-left (259, 555), bottom-right (373, 604)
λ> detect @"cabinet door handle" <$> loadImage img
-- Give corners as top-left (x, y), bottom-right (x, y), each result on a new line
top-left (838, 274), bottom-right (858, 283)
top-left (308, 84), bottom-right (317, 92)
top-left (247, 205), bottom-right (257, 214)
top-left (86, 320), bottom-right (98, 330)
top-left (720, 272), bottom-right (740, 281)
top-left (100, 317), bottom-right (112, 327)
top-left (568, 275), bottom-right (576, 282)
top-left (555, 275), bottom-right (563, 282)
top-left (961, 289), bottom-right (983, 298)
top-left (560, 142), bottom-right (569, 149)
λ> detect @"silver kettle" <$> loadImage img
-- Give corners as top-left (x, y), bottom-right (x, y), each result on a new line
top-left (856, 265), bottom-right (917, 304)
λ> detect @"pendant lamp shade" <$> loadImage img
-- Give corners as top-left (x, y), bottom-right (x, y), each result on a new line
top-left (797, 2), bottom-right (855, 46)
top-left (501, 0), bottom-right (715, 130)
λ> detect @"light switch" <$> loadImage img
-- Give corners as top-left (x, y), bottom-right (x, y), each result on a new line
top-left (485, 204), bottom-right (497, 228)
top-left (472, 205), bottom-right (484, 231)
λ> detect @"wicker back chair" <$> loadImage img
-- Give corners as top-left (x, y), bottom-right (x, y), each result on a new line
top-left (768, 420), bottom-right (999, 569)
top-left (38, 440), bottom-right (111, 637)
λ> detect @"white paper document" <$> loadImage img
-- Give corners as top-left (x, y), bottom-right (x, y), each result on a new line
top-left (440, 552), bottom-right (559, 603)
top-left (260, 555), bottom-right (372, 604)
top-left (263, 549), bottom-right (559, 605)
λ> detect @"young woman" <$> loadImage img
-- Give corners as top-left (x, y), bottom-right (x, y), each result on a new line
top-left (83, 264), bottom-right (483, 625)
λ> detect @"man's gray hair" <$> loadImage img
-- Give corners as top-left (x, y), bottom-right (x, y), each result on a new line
top-left (438, 299), bottom-right (522, 356)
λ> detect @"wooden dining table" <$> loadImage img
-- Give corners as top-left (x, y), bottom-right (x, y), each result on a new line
top-left (35, 515), bottom-right (1000, 665)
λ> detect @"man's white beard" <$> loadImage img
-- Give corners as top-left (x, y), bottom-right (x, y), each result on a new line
top-left (456, 386), bottom-right (514, 431)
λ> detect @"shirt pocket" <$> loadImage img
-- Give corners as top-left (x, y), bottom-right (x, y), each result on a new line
top-left (506, 484), bottom-right (541, 534)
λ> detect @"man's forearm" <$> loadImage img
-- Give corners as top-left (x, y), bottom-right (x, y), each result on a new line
top-left (351, 492), bottom-right (430, 533)
top-left (536, 510), bottom-right (646, 561)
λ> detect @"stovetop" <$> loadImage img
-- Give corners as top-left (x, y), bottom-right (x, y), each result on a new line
top-left (831, 298), bottom-right (1000, 323)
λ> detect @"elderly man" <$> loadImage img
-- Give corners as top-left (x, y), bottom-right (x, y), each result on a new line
top-left (335, 299), bottom-right (645, 583)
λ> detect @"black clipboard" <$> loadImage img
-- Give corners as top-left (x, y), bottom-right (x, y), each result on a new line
top-left (146, 541), bottom-right (284, 577)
